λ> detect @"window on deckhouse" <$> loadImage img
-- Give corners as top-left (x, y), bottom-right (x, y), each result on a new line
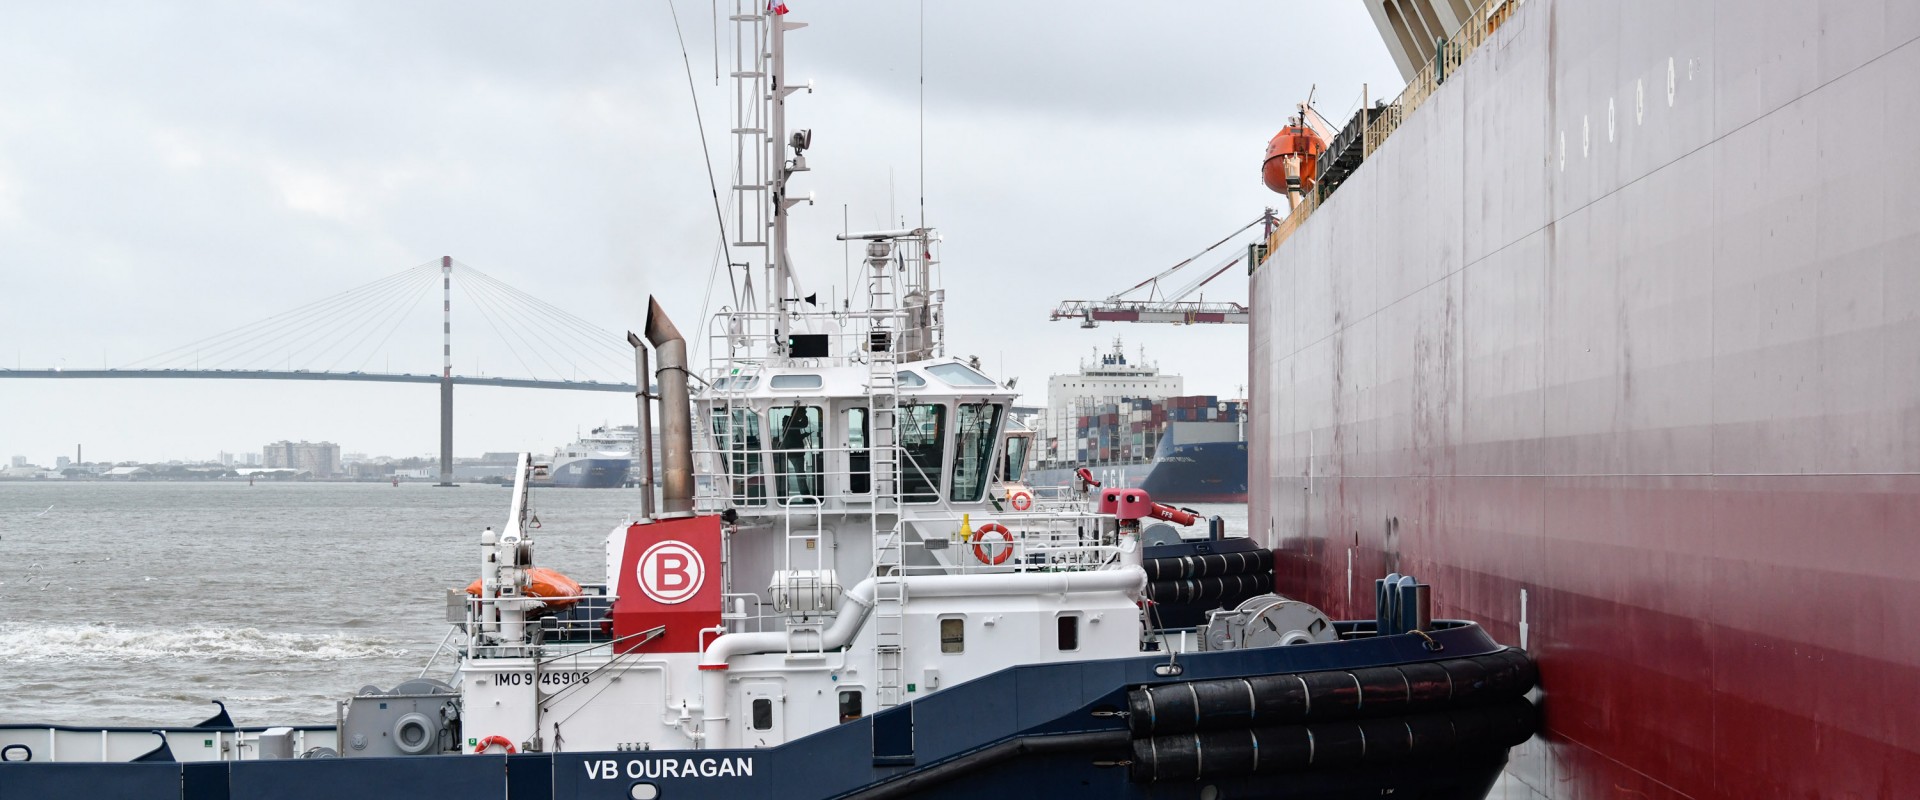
top-left (709, 408), bottom-right (765, 506)
top-left (769, 405), bottom-right (823, 501)
top-left (1001, 435), bottom-right (1029, 483)
top-left (899, 404), bottom-right (945, 503)
top-left (951, 403), bottom-right (1002, 502)
top-left (846, 407), bottom-right (870, 494)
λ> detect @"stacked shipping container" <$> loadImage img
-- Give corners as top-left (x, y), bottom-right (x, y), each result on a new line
top-left (1057, 395), bottom-right (1247, 466)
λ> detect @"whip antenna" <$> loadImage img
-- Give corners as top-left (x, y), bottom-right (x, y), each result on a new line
top-left (667, 0), bottom-right (740, 312)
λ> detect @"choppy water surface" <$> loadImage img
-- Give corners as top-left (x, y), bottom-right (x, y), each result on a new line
top-left (0, 481), bottom-right (1244, 727)
top-left (0, 482), bottom-right (637, 725)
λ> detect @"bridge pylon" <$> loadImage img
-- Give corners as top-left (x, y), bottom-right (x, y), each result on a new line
top-left (437, 255), bottom-right (457, 487)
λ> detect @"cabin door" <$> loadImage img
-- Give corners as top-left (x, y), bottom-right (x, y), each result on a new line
top-left (738, 681), bottom-right (786, 748)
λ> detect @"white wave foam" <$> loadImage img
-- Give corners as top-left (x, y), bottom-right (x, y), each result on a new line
top-left (0, 622), bottom-right (409, 664)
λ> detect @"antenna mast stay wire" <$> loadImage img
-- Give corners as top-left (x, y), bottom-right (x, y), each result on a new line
top-left (668, 0), bottom-right (741, 312)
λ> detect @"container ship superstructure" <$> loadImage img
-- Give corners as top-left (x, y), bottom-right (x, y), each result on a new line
top-left (1029, 339), bottom-right (1249, 503)
top-left (1249, 0), bottom-right (1920, 796)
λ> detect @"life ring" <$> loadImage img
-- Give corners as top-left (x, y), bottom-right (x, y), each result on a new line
top-left (1009, 490), bottom-right (1033, 512)
top-left (971, 523), bottom-right (1015, 565)
top-left (473, 735), bottom-right (517, 755)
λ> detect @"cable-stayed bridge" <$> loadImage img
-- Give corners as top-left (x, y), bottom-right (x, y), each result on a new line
top-left (1, 257), bottom-right (642, 484)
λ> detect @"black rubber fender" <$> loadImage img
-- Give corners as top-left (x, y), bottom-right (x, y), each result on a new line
top-left (1126, 647), bottom-right (1538, 737)
top-left (1143, 549), bottom-right (1276, 581)
top-left (1128, 696), bottom-right (1537, 783)
top-left (1145, 573), bottom-right (1273, 606)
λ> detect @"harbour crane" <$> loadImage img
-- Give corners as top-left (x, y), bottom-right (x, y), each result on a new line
top-left (1047, 211), bottom-right (1276, 327)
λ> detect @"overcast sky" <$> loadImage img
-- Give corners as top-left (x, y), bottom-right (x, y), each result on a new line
top-left (0, 1), bottom-right (1401, 465)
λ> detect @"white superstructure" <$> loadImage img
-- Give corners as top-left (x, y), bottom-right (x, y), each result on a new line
top-left (1041, 338), bottom-right (1183, 463)
top-left (446, 5), bottom-right (1160, 755)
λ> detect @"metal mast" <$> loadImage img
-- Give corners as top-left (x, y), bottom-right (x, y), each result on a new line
top-left (767, 7), bottom-right (809, 354)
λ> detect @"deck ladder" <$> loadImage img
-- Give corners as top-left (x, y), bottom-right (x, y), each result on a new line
top-left (867, 242), bottom-right (908, 708)
top-left (729, 3), bottom-right (770, 253)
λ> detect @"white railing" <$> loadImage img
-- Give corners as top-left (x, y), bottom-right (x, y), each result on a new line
top-left (461, 586), bottom-right (616, 661)
top-left (690, 443), bottom-right (947, 514)
top-left (702, 308), bottom-right (904, 379)
top-left (895, 510), bottom-right (1120, 575)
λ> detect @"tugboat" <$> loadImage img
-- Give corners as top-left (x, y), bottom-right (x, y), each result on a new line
top-left (0, 7), bottom-right (1534, 799)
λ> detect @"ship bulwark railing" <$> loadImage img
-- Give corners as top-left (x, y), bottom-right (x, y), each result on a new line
top-left (0, 723), bottom-right (336, 763)
top-left (1262, 0), bottom-right (1518, 260)
top-left (701, 307), bottom-right (925, 378)
top-left (893, 510), bottom-right (1123, 575)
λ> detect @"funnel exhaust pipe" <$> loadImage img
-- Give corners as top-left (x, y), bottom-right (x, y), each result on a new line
top-left (645, 297), bottom-right (694, 518)
top-left (626, 332), bottom-right (656, 519)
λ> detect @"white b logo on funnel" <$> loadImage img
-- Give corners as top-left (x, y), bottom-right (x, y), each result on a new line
top-left (636, 541), bottom-right (705, 605)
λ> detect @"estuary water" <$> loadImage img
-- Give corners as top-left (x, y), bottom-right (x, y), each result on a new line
top-left (0, 481), bottom-right (1246, 727)
top-left (0, 482), bottom-right (636, 726)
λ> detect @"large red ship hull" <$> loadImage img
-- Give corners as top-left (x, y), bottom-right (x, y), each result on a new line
top-left (1248, 1), bottom-right (1920, 797)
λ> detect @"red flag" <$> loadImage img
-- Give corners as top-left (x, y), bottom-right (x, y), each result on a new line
top-left (768, 1), bottom-right (789, 14)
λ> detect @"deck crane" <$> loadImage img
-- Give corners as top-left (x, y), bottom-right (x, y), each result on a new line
top-left (1048, 211), bottom-right (1277, 327)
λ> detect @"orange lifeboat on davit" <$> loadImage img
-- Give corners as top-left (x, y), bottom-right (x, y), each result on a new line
top-left (1261, 120), bottom-right (1326, 202)
top-left (465, 566), bottom-right (582, 609)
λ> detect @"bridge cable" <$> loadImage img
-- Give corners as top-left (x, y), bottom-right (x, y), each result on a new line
top-left (326, 269), bottom-right (441, 374)
top-left (210, 267), bottom-right (439, 371)
top-left (455, 267), bottom-right (624, 380)
top-left (175, 265), bottom-right (435, 370)
top-left (454, 272), bottom-right (568, 380)
top-left (289, 268), bottom-right (439, 370)
top-left (455, 263), bottom-right (628, 354)
top-left (453, 265), bottom-right (630, 378)
top-left (123, 263), bottom-right (434, 369)
top-left (168, 268), bottom-right (432, 371)
top-left (447, 277), bottom-right (540, 380)
top-left (456, 271), bottom-right (571, 380)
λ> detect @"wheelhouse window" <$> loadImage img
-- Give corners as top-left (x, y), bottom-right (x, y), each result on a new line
top-left (846, 408), bottom-right (870, 494)
top-left (900, 404), bottom-right (946, 503)
top-left (926, 363), bottom-right (996, 387)
top-left (709, 408), bottom-right (765, 506)
top-left (769, 405), bottom-right (823, 501)
top-left (950, 403), bottom-right (1003, 502)
top-left (1000, 434), bottom-right (1030, 483)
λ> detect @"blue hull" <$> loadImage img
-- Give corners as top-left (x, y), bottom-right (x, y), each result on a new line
top-left (0, 623), bottom-right (1526, 799)
top-left (544, 458), bottom-right (630, 489)
top-left (1030, 440), bottom-right (1248, 503)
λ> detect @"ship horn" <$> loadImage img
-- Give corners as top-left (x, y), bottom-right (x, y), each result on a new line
top-left (645, 297), bottom-right (695, 518)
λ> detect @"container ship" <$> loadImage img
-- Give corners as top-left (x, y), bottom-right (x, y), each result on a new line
top-left (1029, 340), bottom-right (1249, 503)
top-left (1249, 0), bottom-right (1920, 796)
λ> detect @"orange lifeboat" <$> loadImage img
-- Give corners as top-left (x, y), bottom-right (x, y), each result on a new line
top-left (465, 566), bottom-right (583, 609)
top-left (1261, 120), bottom-right (1327, 199)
